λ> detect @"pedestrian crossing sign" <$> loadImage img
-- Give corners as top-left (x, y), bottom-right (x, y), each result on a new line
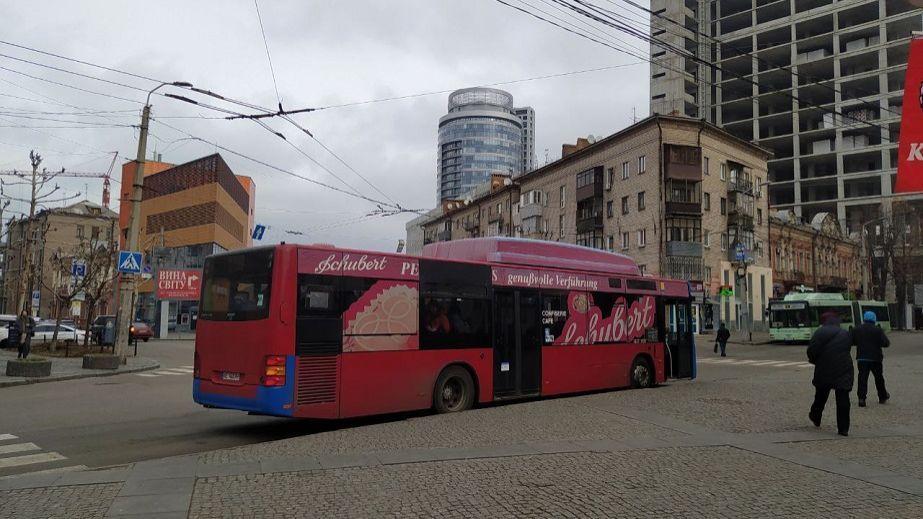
top-left (118, 251), bottom-right (143, 274)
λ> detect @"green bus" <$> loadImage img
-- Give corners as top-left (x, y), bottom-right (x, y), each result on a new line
top-left (768, 293), bottom-right (891, 342)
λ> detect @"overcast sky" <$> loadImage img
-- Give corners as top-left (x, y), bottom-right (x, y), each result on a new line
top-left (0, 0), bottom-right (650, 251)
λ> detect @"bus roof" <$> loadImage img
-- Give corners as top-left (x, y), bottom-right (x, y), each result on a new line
top-left (422, 237), bottom-right (641, 277)
top-left (782, 292), bottom-right (846, 302)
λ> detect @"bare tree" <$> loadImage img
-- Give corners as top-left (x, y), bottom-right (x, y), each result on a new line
top-left (865, 202), bottom-right (923, 329)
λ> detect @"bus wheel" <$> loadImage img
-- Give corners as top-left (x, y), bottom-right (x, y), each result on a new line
top-left (434, 366), bottom-right (474, 413)
top-left (630, 357), bottom-right (654, 389)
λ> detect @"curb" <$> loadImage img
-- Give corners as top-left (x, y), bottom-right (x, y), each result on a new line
top-left (0, 360), bottom-right (160, 388)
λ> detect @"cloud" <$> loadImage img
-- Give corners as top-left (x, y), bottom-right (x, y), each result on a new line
top-left (0, 0), bottom-right (650, 250)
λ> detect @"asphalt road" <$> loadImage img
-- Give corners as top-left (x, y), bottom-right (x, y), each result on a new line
top-left (0, 332), bottom-right (919, 479)
top-left (0, 339), bottom-right (369, 477)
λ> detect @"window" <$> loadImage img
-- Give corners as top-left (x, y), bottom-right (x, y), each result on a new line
top-left (638, 191), bottom-right (646, 211)
top-left (755, 177), bottom-right (762, 197)
top-left (638, 264), bottom-right (647, 275)
top-left (76, 225), bottom-right (85, 239)
top-left (704, 266), bottom-right (712, 281)
top-left (201, 248), bottom-right (274, 322)
top-left (621, 196), bottom-right (629, 215)
top-left (637, 228), bottom-right (647, 247)
top-left (703, 192), bottom-right (711, 211)
top-left (622, 161), bottom-right (630, 180)
top-left (757, 208), bottom-right (763, 225)
top-left (559, 185), bottom-right (566, 208)
top-left (704, 156), bottom-right (710, 175)
top-left (638, 155), bottom-right (646, 174)
top-left (703, 231), bottom-right (711, 248)
top-left (720, 197), bottom-right (727, 215)
top-left (606, 200), bottom-right (614, 218)
top-left (720, 163), bottom-right (727, 181)
top-left (91, 226), bottom-right (100, 240)
top-left (522, 190), bottom-right (543, 206)
top-left (605, 168), bottom-right (613, 190)
top-left (496, 202), bottom-right (503, 214)
top-left (665, 217), bottom-right (701, 242)
top-left (420, 260), bottom-right (491, 349)
top-left (621, 232), bottom-right (630, 250)
top-left (576, 170), bottom-right (596, 188)
top-left (559, 215), bottom-right (564, 238)
top-left (606, 235), bottom-right (614, 251)
top-left (721, 232), bottom-right (728, 251)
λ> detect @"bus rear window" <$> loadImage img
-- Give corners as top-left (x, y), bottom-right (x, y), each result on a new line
top-left (200, 249), bottom-right (274, 321)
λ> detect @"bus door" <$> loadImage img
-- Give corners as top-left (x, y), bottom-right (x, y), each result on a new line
top-left (493, 289), bottom-right (542, 397)
top-left (662, 299), bottom-right (694, 378)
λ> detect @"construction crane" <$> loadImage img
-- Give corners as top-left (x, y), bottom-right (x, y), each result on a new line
top-left (0, 151), bottom-right (119, 209)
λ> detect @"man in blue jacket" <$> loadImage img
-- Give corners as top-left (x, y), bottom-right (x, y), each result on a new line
top-left (851, 310), bottom-right (890, 408)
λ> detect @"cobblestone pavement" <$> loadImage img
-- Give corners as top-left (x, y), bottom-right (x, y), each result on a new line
top-left (1, 332), bottom-right (922, 517)
top-left (0, 483), bottom-right (120, 519)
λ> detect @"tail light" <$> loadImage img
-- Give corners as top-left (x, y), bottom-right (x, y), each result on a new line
top-left (261, 355), bottom-right (286, 387)
top-left (194, 351), bottom-right (200, 378)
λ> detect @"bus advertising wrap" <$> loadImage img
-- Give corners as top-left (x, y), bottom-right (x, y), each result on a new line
top-left (896, 35), bottom-right (923, 193)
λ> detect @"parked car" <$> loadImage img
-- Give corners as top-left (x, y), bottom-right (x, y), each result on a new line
top-left (130, 322), bottom-right (154, 342)
top-left (0, 314), bottom-right (18, 347)
top-left (32, 323), bottom-right (86, 344)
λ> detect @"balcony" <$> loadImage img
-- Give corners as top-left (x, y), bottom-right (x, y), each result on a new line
top-left (666, 241), bottom-right (703, 257)
top-left (463, 217), bottom-right (479, 231)
top-left (729, 177), bottom-right (753, 194)
top-left (665, 200), bottom-right (702, 216)
top-left (728, 212), bottom-right (755, 231)
top-left (576, 215), bottom-right (603, 234)
top-left (488, 213), bottom-right (503, 224)
top-left (663, 255), bottom-right (704, 281)
top-left (436, 229), bottom-right (452, 242)
top-left (519, 202), bottom-right (543, 221)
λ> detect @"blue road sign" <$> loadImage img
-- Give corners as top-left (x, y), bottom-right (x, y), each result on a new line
top-left (734, 243), bottom-right (747, 262)
top-left (71, 261), bottom-right (86, 278)
top-left (118, 251), bottom-right (143, 274)
top-left (252, 224), bottom-right (266, 241)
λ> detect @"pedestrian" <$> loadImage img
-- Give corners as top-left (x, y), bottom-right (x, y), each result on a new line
top-left (7, 319), bottom-right (21, 354)
top-left (807, 311), bottom-right (854, 436)
top-left (851, 310), bottom-right (890, 408)
top-left (715, 321), bottom-right (731, 357)
top-left (17, 310), bottom-right (33, 359)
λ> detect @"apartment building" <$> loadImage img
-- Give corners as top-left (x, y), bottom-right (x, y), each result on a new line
top-left (414, 115), bottom-right (773, 333)
top-left (649, 0), bottom-right (923, 232)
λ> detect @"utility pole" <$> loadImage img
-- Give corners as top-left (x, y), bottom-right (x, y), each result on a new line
top-left (112, 81), bottom-right (191, 360)
top-left (17, 151), bottom-right (42, 316)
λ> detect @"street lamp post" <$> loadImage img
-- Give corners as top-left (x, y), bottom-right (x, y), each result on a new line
top-left (113, 81), bottom-right (191, 360)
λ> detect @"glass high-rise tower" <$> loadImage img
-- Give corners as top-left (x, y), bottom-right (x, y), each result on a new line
top-left (437, 87), bottom-right (534, 202)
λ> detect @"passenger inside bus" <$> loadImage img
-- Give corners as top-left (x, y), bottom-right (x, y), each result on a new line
top-left (424, 301), bottom-right (451, 333)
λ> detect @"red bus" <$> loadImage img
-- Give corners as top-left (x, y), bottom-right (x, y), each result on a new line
top-left (193, 237), bottom-right (695, 418)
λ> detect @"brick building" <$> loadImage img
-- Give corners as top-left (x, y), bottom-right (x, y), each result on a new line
top-left (413, 115), bottom-right (773, 333)
top-left (2, 200), bottom-right (118, 322)
top-left (119, 154), bottom-right (255, 331)
top-left (769, 210), bottom-right (862, 298)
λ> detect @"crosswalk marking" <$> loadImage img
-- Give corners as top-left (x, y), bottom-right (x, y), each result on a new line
top-left (137, 366), bottom-right (195, 378)
top-left (0, 434), bottom-right (18, 442)
top-left (136, 373), bottom-right (158, 377)
top-left (0, 443), bottom-right (40, 456)
top-left (770, 361), bottom-right (806, 367)
top-left (0, 452), bottom-right (66, 469)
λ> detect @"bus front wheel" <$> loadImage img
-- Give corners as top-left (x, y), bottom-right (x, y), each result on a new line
top-left (433, 366), bottom-right (475, 413)
top-left (630, 357), bottom-right (654, 389)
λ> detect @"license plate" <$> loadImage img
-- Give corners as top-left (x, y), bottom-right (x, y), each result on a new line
top-left (221, 372), bottom-right (241, 382)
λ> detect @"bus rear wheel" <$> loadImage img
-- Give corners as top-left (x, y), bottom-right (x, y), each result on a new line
top-left (630, 357), bottom-right (654, 389)
top-left (433, 366), bottom-right (474, 413)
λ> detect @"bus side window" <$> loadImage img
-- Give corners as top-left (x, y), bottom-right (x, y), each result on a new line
top-left (419, 259), bottom-right (491, 349)
top-left (298, 275), bottom-right (339, 316)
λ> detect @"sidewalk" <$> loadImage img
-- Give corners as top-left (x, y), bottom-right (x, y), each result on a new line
top-left (0, 350), bottom-right (159, 388)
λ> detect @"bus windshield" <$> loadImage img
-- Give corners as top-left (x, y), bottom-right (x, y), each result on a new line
top-left (770, 307), bottom-right (811, 328)
top-left (200, 248), bottom-right (274, 321)
top-left (862, 304), bottom-right (890, 323)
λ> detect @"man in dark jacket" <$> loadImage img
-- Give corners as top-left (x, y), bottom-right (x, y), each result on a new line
top-left (807, 312), bottom-right (854, 436)
top-left (715, 322), bottom-right (731, 357)
top-left (851, 310), bottom-right (890, 408)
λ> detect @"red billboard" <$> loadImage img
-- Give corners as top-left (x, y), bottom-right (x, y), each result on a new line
top-left (895, 35), bottom-right (923, 193)
top-left (157, 269), bottom-right (202, 300)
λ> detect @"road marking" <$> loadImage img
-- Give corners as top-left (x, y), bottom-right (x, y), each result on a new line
top-left (0, 434), bottom-right (18, 442)
top-left (152, 371), bottom-right (187, 376)
top-left (0, 442), bottom-right (40, 456)
top-left (136, 373), bottom-right (158, 377)
top-left (748, 360), bottom-right (788, 366)
top-left (0, 452), bottom-right (66, 469)
top-left (771, 362), bottom-right (805, 367)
